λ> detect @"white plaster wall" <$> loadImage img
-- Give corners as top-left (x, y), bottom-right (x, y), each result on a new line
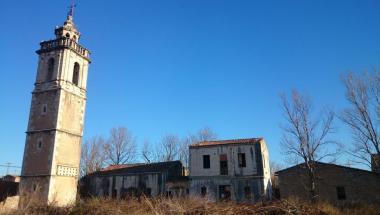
top-left (36, 49), bottom-right (89, 91)
top-left (260, 141), bottom-right (272, 199)
top-left (36, 51), bottom-right (61, 83)
top-left (59, 49), bottom-right (89, 90)
top-left (189, 144), bottom-right (259, 177)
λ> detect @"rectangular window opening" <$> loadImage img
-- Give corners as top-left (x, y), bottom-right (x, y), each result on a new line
top-left (203, 155), bottom-right (210, 169)
top-left (238, 153), bottom-right (246, 167)
top-left (220, 154), bottom-right (228, 175)
top-left (145, 188), bottom-right (152, 197)
top-left (112, 189), bottom-right (117, 198)
top-left (336, 186), bottom-right (346, 200)
top-left (41, 104), bottom-right (47, 115)
top-left (219, 185), bottom-right (231, 201)
top-left (201, 186), bottom-right (207, 197)
top-left (37, 140), bottom-right (42, 149)
top-left (244, 186), bottom-right (251, 200)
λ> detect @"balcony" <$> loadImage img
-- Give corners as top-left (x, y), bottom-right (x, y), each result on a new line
top-left (37, 38), bottom-right (90, 60)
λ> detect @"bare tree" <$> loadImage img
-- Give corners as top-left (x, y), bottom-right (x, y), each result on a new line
top-left (80, 136), bottom-right (106, 176)
top-left (196, 127), bottom-right (218, 142)
top-left (179, 127), bottom-right (218, 169)
top-left (141, 140), bottom-right (156, 163)
top-left (269, 161), bottom-right (283, 199)
top-left (141, 127), bottom-right (217, 167)
top-left (157, 134), bottom-right (180, 162)
top-left (104, 126), bottom-right (136, 165)
top-left (280, 90), bottom-right (337, 202)
top-left (340, 71), bottom-right (380, 167)
top-left (269, 161), bottom-right (282, 179)
top-left (178, 137), bottom-right (192, 169)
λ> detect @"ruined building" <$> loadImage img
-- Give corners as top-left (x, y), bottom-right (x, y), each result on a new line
top-left (19, 9), bottom-right (91, 206)
top-left (276, 161), bottom-right (380, 205)
top-left (188, 138), bottom-right (272, 202)
top-left (81, 139), bottom-right (273, 203)
top-left (81, 161), bottom-right (188, 199)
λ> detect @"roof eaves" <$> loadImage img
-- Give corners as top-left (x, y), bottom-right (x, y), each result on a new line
top-left (275, 161), bottom-right (379, 176)
top-left (189, 138), bottom-right (263, 148)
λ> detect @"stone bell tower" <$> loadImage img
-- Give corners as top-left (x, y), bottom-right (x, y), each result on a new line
top-left (19, 7), bottom-right (91, 206)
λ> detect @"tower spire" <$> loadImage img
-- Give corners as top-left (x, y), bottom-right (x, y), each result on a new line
top-left (67, 0), bottom-right (76, 20)
top-left (55, 0), bottom-right (81, 42)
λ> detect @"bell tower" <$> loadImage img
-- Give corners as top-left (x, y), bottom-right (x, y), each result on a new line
top-left (19, 6), bottom-right (91, 206)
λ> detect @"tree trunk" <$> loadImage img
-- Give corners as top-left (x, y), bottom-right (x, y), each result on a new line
top-left (308, 166), bottom-right (317, 203)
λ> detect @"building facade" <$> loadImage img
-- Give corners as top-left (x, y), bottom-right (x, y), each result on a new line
top-left (189, 138), bottom-right (271, 202)
top-left (276, 162), bottom-right (380, 205)
top-left (81, 161), bottom-right (187, 199)
top-left (19, 10), bottom-right (91, 206)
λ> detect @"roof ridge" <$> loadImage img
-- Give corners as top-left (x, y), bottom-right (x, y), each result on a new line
top-left (190, 137), bottom-right (263, 148)
top-left (275, 161), bottom-right (378, 175)
top-left (88, 160), bottom-right (183, 176)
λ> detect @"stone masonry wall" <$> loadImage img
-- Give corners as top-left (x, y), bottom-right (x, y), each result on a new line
top-left (278, 164), bottom-right (380, 205)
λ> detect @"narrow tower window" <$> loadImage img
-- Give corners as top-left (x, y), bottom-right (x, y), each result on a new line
top-left (46, 58), bottom-right (54, 81)
top-left (37, 140), bottom-right (43, 149)
top-left (72, 62), bottom-right (80, 86)
top-left (32, 184), bottom-right (37, 192)
top-left (41, 104), bottom-right (47, 115)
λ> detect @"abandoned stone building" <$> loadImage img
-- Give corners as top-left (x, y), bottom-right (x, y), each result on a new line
top-left (81, 161), bottom-right (188, 199)
top-left (188, 138), bottom-right (272, 202)
top-left (0, 176), bottom-right (19, 203)
top-left (275, 160), bottom-right (380, 205)
top-left (19, 7), bottom-right (91, 206)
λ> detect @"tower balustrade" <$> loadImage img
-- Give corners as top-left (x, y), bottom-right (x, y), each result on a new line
top-left (37, 37), bottom-right (90, 59)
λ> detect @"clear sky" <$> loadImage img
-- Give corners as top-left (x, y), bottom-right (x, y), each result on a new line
top-left (0, 0), bottom-right (379, 176)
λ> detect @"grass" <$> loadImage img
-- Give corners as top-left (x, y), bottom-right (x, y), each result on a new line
top-left (2, 197), bottom-right (379, 215)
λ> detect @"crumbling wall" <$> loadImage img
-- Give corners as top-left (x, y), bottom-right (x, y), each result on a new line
top-left (277, 164), bottom-right (380, 205)
top-left (189, 178), bottom-right (265, 202)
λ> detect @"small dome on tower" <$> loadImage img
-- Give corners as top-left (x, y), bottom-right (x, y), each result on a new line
top-left (54, 5), bottom-right (80, 42)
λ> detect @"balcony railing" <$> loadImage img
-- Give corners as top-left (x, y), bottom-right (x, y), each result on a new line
top-left (37, 38), bottom-right (90, 59)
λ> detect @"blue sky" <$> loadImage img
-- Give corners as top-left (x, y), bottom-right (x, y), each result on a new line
top-left (0, 0), bottom-right (379, 176)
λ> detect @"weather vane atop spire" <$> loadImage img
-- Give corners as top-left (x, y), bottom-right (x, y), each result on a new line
top-left (67, 0), bottom-right (76, 18)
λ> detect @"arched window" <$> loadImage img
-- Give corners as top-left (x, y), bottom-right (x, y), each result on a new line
top-left (46, 58), bottom-right (54, 81)
top-left (73, 35), bottom-right (77, 41)
top-left (72, 62), bottom-right (80, 86)
top-left (66, 33), bottom-right (70, 38)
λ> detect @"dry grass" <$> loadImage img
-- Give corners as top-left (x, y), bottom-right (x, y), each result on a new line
top-left (317, 201), bottom-right (380, 215)
top-left (1, 197), bottom-right (379, 215)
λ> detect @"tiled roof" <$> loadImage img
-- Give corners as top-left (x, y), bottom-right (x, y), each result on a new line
top-left (190, 138), bottom-right (263, 148)
top-left (90, 161), bottom-right (183, 176)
